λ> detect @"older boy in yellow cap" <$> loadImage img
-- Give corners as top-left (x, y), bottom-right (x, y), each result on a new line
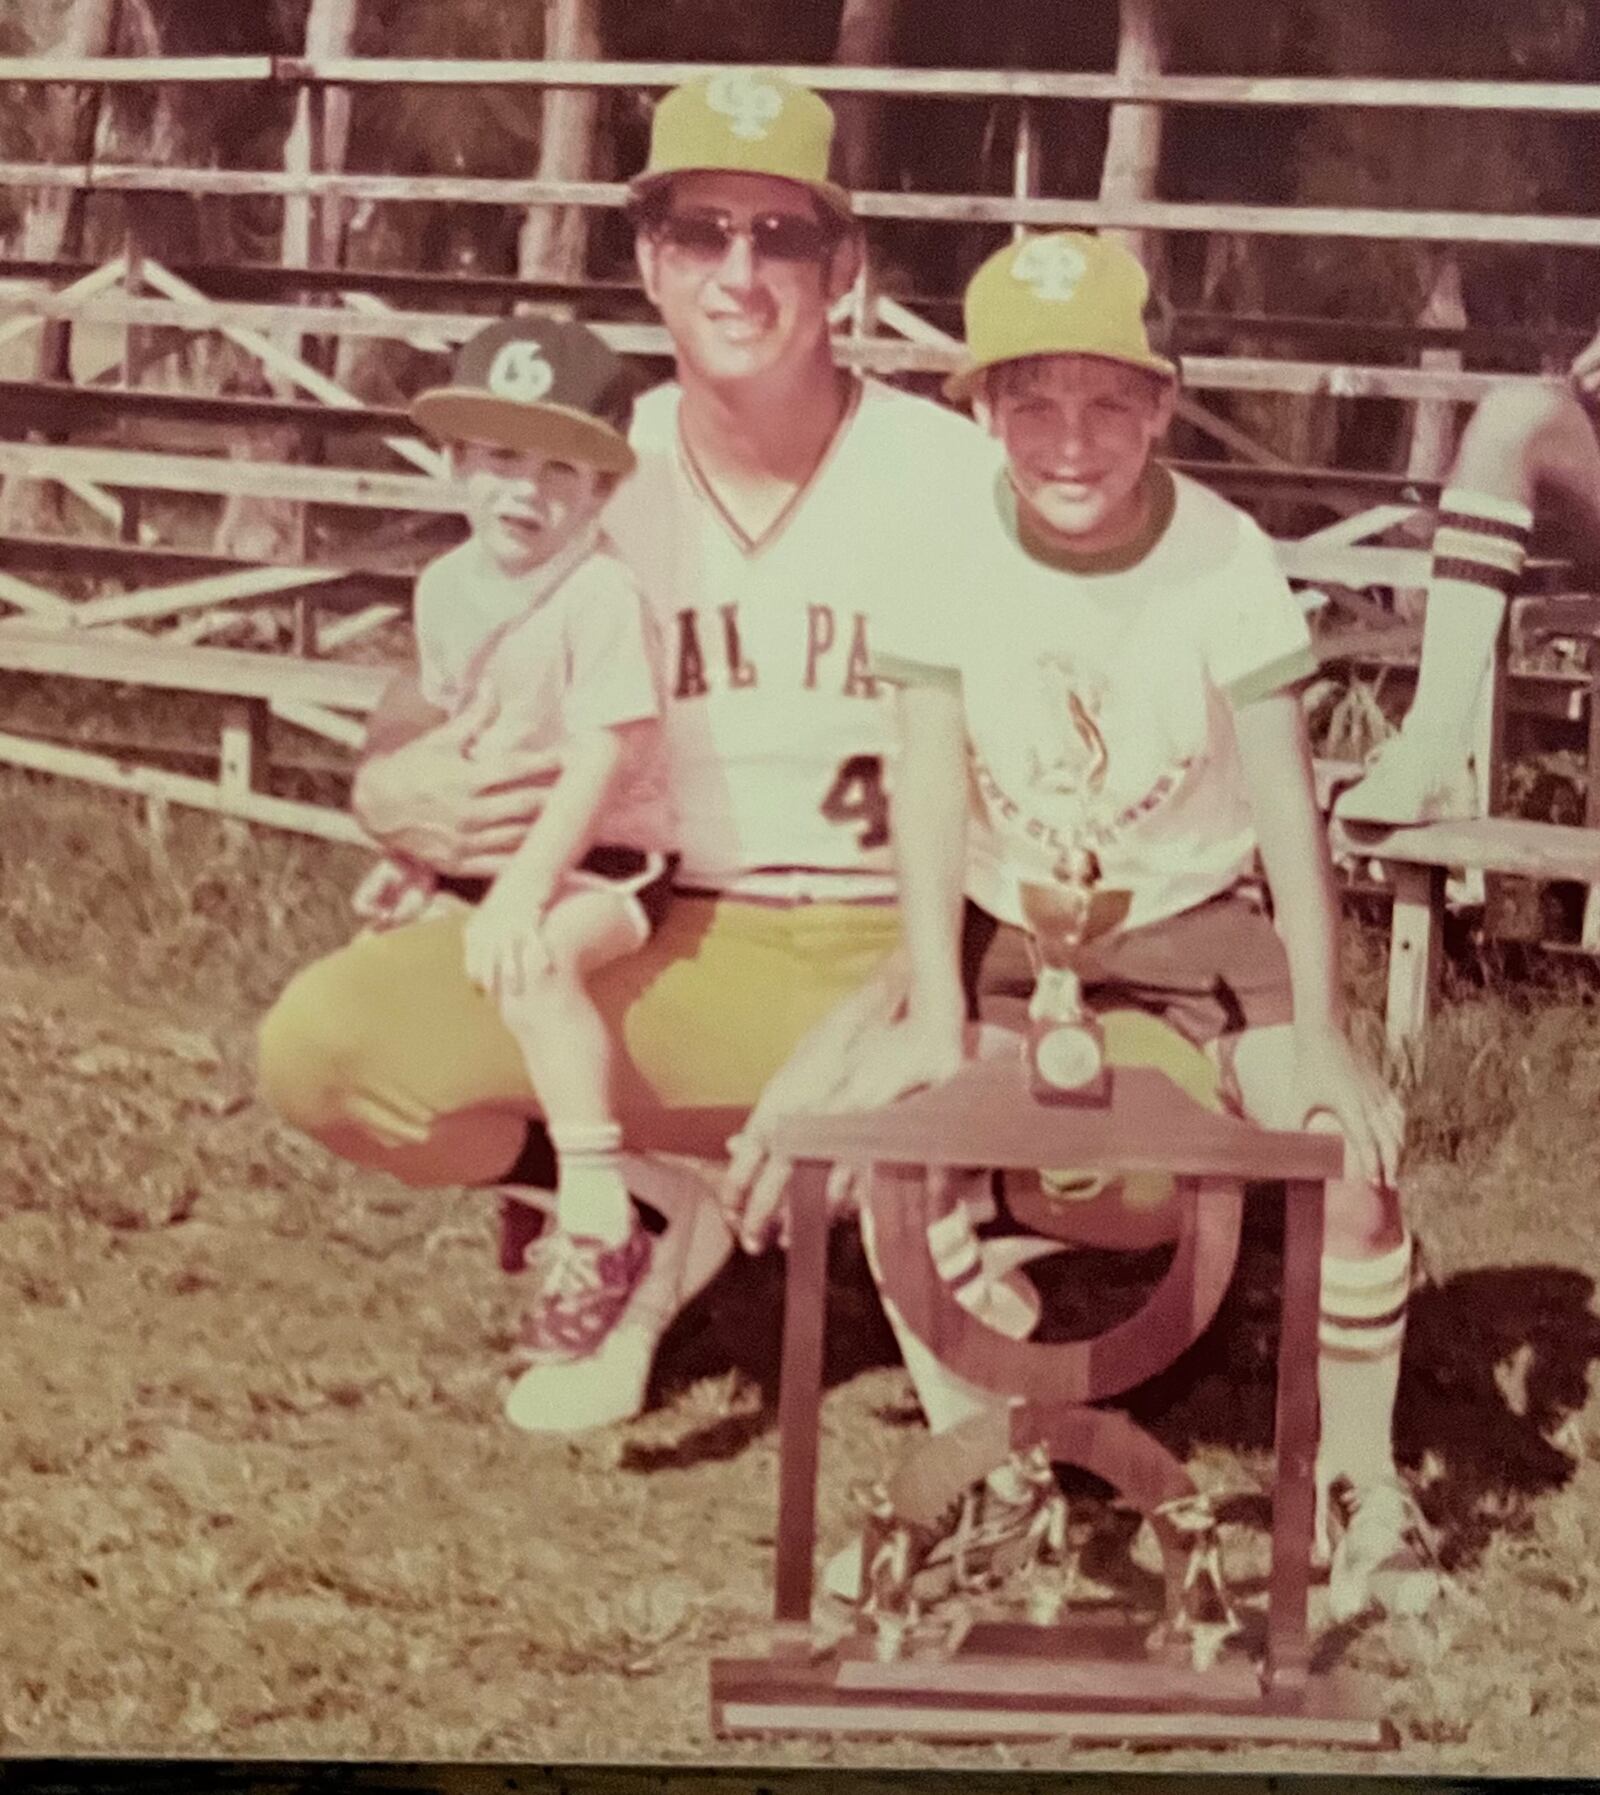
top-left (257, 72), bottom-right (1032, 1436)
top-left (744, 230), bottom-right (1440, 1625)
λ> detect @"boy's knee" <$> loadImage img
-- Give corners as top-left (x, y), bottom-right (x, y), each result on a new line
top-left (1323, 1170), bottom-right (1405, 1259)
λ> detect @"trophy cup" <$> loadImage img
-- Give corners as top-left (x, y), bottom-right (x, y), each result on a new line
top-left (1014, 675), bottom-right (1127, 1104)
top-left (1018, 843), bottom-right (1128, 1105)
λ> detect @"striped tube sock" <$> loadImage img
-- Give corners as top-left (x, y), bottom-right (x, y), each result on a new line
top-left (548, 1120), bottom-right (632, 1247)
top-left (927, 1204), bottom-right (989, 1313)
top-left (1406, 489), bottom-right (1533, 762)
top-left (1315, 1234), bottom-right (1413, 1494)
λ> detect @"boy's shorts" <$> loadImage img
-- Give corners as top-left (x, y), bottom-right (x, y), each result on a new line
top-left (438, 845), bottom-right (679, 939)
top-left (961, 880), bottom-right (1294, 1051)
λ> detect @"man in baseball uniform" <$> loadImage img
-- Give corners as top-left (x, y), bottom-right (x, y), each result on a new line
top-left (257, 71), bottom-right (1012, 1434)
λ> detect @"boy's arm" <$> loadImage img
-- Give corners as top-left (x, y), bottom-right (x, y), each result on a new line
top-left (460, 720), bottom-right (642, 1000)
top-left (479, 721), bottom-right (638, 907)
top-left (1233, 688), bottom-right (1403, 1184)
top-left (892, 678), bottom-right (971, 1045)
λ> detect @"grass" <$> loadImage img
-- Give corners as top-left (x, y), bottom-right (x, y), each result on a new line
top-left (1, 765), bottom-right (1599, 1773)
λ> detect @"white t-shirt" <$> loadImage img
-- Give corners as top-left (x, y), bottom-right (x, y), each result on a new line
top-left (412, 534), bottom-right (674, 854)
top-left (875, 467), bottom-right (1317, 933)
top-left (602, 376), bottom-right (1003, 901)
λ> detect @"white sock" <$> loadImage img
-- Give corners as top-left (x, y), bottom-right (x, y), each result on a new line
top-left (1406, 489), bottom-right (1532, 766)
top-left (548, 1121), bottom-right (632, 1247)
top-left (1316, 1234), bottom-right (1412, 1494)
top-left (861, 1196), bottom-right (999, 1429)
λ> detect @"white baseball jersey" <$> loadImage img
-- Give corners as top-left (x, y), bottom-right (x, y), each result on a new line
top-left (413, 534), bottom-right (674, 853)
top-left (604, 377), bottom-right (1002, 900)
top-left (875, 467), bottom-right (1318, 933)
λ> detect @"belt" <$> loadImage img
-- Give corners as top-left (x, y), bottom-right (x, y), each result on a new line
top-left (674, 885), bottom-right (898, 910)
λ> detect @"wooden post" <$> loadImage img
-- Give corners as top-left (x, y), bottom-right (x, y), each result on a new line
top-left (1384, 861), bottom-right (1446, 1067)
top-left (219, 697), bottom-right (270, 802)
top-left (1583, 643), bottom-right (1600, 951)
top-left (1012, 98), bottom-right (1039, 246)
top-left (118, 230), bottom-right (144, 549)
top-left (1100, 0), bottom-right (1165, 279)
top-left (774, 1161), bottom-right (831, 1637)
top-left (518, 0), bottom-right (604, 284)
top-left (832, 0), bottom-right (905, 195)
top-left (1263, 1176), bottom-right (1325, 1697)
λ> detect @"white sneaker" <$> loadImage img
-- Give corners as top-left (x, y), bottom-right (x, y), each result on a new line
top-left (503, 1158), bottom-right (733, 1436)
top-left (1326, 1476), bottom-right (1442, 1623)
top-left (1332, 736), bottom-right (1478, 829)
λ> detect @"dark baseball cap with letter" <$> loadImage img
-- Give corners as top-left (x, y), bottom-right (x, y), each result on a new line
top-left (411, 316), bottom-right (638, 475)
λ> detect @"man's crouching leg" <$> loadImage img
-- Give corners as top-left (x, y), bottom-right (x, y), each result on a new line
top-left (257, 912), bottom-right (538, 1188)
top-left (259, 909), bottom-right (735, 1435)
top-left (1220, 1025), bottom-right (1440, 1624)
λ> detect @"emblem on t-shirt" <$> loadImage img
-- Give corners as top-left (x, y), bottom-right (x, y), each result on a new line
top-left (706, 70), bottom-right (785, 142)
top-left (1025, 655), bottom-right (1108, 805)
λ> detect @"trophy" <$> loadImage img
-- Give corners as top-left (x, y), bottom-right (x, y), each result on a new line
top-left (1015, 671), bottom-right (1128, 1104)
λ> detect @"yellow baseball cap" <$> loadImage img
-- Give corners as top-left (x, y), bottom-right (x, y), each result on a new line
top-left (946, 231), bottom-right (1177, 403)
top-left (629, 69), bottom-right (854, 224)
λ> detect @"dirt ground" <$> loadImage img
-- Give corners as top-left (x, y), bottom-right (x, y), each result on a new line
top-left (3, 774), bottom-right (1600, 1775)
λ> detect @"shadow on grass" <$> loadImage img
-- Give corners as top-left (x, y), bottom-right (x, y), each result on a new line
top-left (1102, 1191), bottom-right (1600, 1575)
top-left (627, 1225), bottom-right (903, 1473)
top-left (638, 1183), bottom-right (1600, 1578)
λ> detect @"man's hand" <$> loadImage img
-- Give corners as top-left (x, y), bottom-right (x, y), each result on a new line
top-left (462, 870), bottom-right (553, 1003)
top-left (354, 684), bottom-right (562, 879)
top-left (721, 966), bottom-right (968, 1255)
top-left (1294, 1023), bottom-right (1404, 1189)
top-left (1570, 326), bottom-right (1600, 401)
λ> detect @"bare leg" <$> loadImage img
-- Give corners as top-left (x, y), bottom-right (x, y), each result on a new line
top-left (498, 890), bottom-right (643, 1128)
top-left (497, 889), bottom-right (646, 1246)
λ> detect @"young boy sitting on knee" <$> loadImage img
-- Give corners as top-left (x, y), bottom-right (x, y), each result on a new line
top-left (868, 232), bottom-right (1438, 1623)
top-left (356, 317), bottom-right (675, 1415)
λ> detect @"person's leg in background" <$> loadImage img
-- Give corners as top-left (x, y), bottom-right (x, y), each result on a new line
top-left (1337, 382), bottom-right (1600, 826)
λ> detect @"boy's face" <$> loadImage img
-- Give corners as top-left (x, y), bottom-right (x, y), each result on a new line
top-left (981, 355), bottom-right (1175, 552)
top-left (455, 441), bottom-right (607, 574)
top-left (636, 170), bottom-right (859, 389)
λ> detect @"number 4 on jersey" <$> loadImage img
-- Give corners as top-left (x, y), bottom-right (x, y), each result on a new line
top-left (820, 754), bottom-right (889, 849)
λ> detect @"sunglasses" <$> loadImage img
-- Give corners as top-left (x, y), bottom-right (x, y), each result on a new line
top-left (651, 207), bottom-right (840, 264)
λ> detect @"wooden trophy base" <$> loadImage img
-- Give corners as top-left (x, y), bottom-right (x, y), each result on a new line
top-left (711, 1621), bottom-right (1394, 1748)
top-left (714, 1054), bottom-right (1396, 1754)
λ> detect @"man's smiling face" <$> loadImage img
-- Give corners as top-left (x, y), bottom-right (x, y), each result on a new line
top-left (636, 170), bottom-right (858, 388)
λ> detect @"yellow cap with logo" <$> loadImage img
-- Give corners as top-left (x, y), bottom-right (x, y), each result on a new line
top-left (629, 69), bottom-right (854, 223)
top-left (947, 230), bottom-right (1177, 403)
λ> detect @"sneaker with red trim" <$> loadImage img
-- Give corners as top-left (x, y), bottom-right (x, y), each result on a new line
top-left (513, 1222), bottom-right (653, 1365)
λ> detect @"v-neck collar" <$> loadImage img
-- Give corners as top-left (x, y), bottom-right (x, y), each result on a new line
top-left (676, 375), bottom-right (863, 558)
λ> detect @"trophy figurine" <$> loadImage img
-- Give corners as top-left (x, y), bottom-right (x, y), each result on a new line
top-left (1014, 668), bottom-right (1128, 1104)
top-left (1018, 844), bottom-right (1127, 1105)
